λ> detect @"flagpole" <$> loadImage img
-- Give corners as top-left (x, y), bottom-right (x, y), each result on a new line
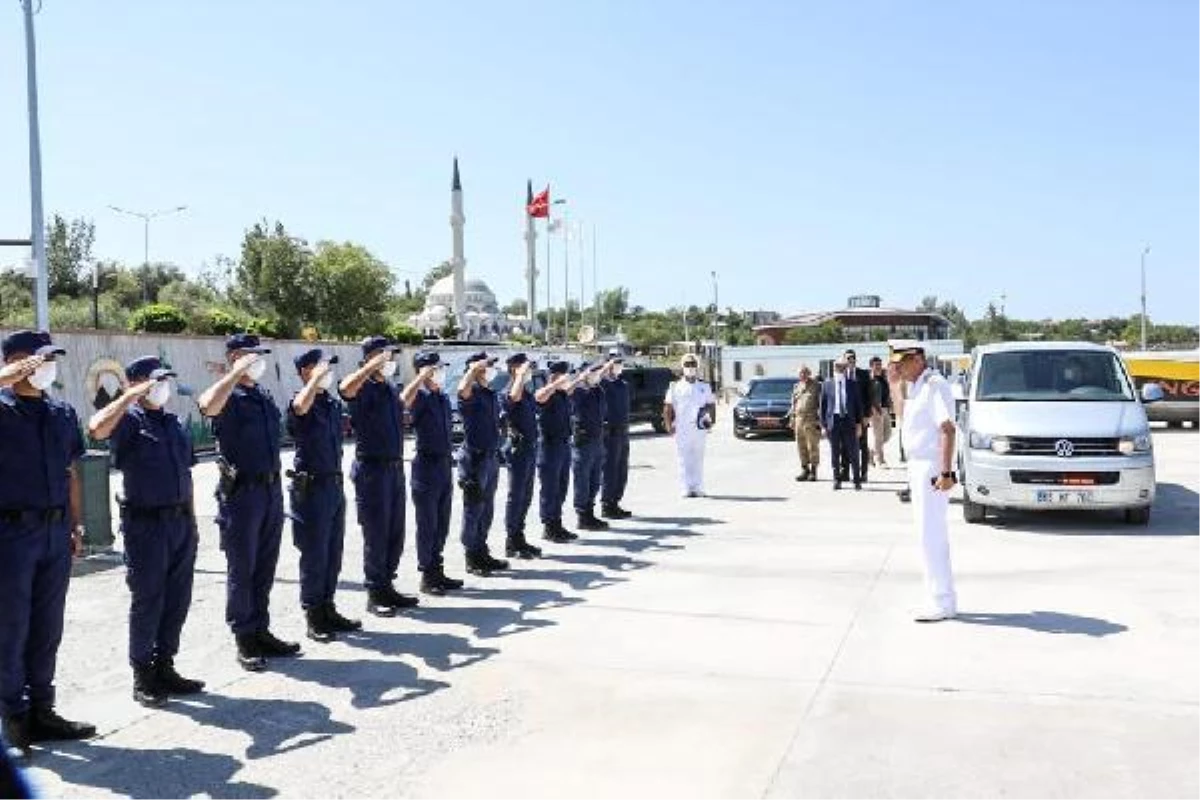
top-left (578, 220), bottom-right (585, 344)
top-left (562, 206), bottom-right (570, 345)
top-left (592, 223), bottom-right (598, 333)
top-left (544, 219), bottom-right (552, 345)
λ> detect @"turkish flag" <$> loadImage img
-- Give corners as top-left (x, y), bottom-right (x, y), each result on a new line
top-left (527, 186), bottom-right (550, 218)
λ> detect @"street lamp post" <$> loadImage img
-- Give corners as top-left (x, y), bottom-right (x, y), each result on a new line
top-left (91, 260), bottom-right (99, 329)
top-left (21, 0), bottom-right (48, 330)
top-left (107, 205), bottom-right (188, 301)
top-left (711, 271), bottom-right (719, 387)
top-left (1140, 245), bottom-right (1151, 350)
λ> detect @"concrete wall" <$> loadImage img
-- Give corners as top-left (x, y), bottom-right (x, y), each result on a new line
top-left (0, 328), bottom-right (572, 446)
top-left (721, 340), bottom-right (967, 387)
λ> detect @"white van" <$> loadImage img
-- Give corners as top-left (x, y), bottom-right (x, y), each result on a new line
top-left (958, 342), bottom-right (1164, 526)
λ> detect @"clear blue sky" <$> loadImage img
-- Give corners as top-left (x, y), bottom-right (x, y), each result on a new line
top-left (1, 0), bottom-right (1196, 323)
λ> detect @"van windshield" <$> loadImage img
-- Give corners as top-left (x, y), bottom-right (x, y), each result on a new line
top-left (974, 350), bottom-right (1134, 402)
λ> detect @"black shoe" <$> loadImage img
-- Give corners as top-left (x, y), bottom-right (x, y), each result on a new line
top-left (132, 663), bottom-right (168, 709)
top-left (543, 525), bottom-right (574, 544)
top-left (898, 489), bottom-right (912, 503)
top-left (795, 470), bottom-right (809, 482)
top-left (257, 629), bottom-right (301, 658)
top-left (466, 551), bottom-right (502, 576)
top-left (483, 554), bottom-right (510, 571)
top-left (382, 586), bottom-right (420, 609)
top-left (235, 633), bottom-right (267, 671)
top-left (367, 588), bottom-right (398, 617)
top-left (437, 570), bottom-right (464, 590)
top-left (325, 603), bottom-right (362, 632)
top-left (601, 505), bottom-right (633, 519)
top-left (420, 571), bottom-right (447, 596)
top-left (28, 706), bottom-right (96, 742)
top-left (854, 482), bottom-right (862, 491)
top-left (506, 536), bottom-right (543, 559)
top-left (577, 513), bottom-right (608, 531)
top-left (2, 711), bottom-right (30, 757)
top-left (155, 658), bottom-right (205, 695)
top-left (833, 482), bottom-right (842, 491)
top-left (305, 606), bottom-right (336, 644)
top-left (809, 472), bottom-right (818, 482)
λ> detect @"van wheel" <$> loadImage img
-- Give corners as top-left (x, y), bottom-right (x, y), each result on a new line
top-left (734, 428), bottom-right (746, 440)
top-left (1124, 507), bottom-right (1151, 526)
top-left (963, 496), bottom-right (987, 524)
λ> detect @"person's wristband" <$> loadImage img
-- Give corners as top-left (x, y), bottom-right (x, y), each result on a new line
top-left (940, 471), bottom-right (957, 481)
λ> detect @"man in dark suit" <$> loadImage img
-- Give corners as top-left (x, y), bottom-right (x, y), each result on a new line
top-left (821, 357), bottom-right (863, 490)
top-left (844, 349), bottom-right (873, 483)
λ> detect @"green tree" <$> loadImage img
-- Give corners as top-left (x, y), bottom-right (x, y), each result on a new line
top-left (385, 321), bottom-right (424, 345)
top-left (311, 241), bottom-right (393, 338)
top-left (503, 298), bottom-right (528, 317)
top-left (235, 221), bottom-right (318, 337)
top-left (597, 287), bottom-right (630, 321)
top-left (129, 303), bottom-right (188, 333)
top-left (45, 214), bottom-right (95, 298)
top-left (784, 321), bottom-right (845, 345)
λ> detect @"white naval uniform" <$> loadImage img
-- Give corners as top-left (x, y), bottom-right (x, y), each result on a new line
top-left (900, 368), bottom-right (958, 613)
top-left (665, 378), bottom-right (714, 495)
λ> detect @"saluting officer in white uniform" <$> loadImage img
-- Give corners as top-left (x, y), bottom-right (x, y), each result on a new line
top-left (663, 354), bottom-right (715, 498)
top-left (892, 342), bottom-right (959, 622)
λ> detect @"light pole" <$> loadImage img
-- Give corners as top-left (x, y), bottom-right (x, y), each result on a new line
top-left (1140, 245), bottom-right (1151, 350)
top-left (21, 0), bottom-right (48, 330)
top-left (108, 205), bottom-right (188, 269)
top-left (548, 198), bottom-right (566, 344)
top-left (91, 260), bottom-right (100, 329)
top-left (711, 271), bottom-right (719, 387)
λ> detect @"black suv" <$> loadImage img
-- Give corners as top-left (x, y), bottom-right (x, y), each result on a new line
top-left (621, 366), bottom-right (674, 433)
top-left (732, 377), bottom-right (798, 439)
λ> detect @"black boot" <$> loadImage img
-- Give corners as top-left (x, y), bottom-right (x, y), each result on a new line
top-left (437, 567), bottom-right (464, 590)
top-left (235, 632), bottom-right (267, 671)
top-left (305, 606), bottom-right (336, 644)
top-left (483, 553), bottom-right (510, 571)
top-left (256, 629), bottom-right (301, 658)
top-left (155, 657), bottom-right (205, 695)
top-left (577, 512), bottom-right (609, 531)
top-left (506, 533), bottom-right (542, 559)
top-left (27, 706), bottom-right (96, 742)
top-left (601, 504), bottom-right (633, 519)
top-left (367, 588), bottom-right (398, 617)
top-left (466, 550), bottom-right (493, 576)
top-left (2, 711), bottom-right (30, 757)
top-left (132, 663), bottom-right (168, 709)
top-left (382, 586), bottom-right (420, 609)
top-left (325, 603), bottom-right (361, 632)
top-left (420, 568), bottom-right (447, 596)
top-left (796, 469), bottom-right (810, 482)
top-left (543, 524), bottom-right (574, 544)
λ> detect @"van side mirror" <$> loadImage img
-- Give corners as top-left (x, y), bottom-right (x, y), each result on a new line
top-left (1140, 383), bottom-right (1165, 404)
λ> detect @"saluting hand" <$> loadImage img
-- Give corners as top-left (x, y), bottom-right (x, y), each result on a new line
top-left (419, 365), bottom-right (437, 386)
top-left (231, 352), bottom-right (261, 376)
top-left (0, 354), bottom-right (44, 384)
top-left (308, 360), bottom-right (332, 386)
top-left (123, 380), bottom-right (156, 402)
top-left (367, 350), bottom-right (392, 373)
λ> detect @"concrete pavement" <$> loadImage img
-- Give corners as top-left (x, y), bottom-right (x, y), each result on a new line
top-left (20, 422), bottom-right (1200, 798)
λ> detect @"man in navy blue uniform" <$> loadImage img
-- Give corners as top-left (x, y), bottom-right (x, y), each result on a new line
top-left (500, 353), bottom-right (543, 560)
top-left (0, 330), bottom-right (96, 755)
top-left (456, 352), bottom-right (510, 576)
top-left (89, 356), bottom-right (205, 708)
top-left (339, 335), bottom-right (418, 616)
top-left (400, 351), bottom-right (464, 597)
top-left (571, 362), bottom-right (611, 531)
top-left (599, 350), bottom-right (634, 519)
top-left (537, 360), bottom-right (578, 543)
top-left (198, 333), bottom-right (300, 671)
top-left (286, 349), bottom-right (361, 643)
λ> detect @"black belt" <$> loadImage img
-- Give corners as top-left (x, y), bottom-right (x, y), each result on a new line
top-left (357, 456), bottom-right (403, 466)
top-left (121, 503), bottom-right (191, 521)
top-left (286, 469), bottom-right (341, 481)
top-left (0, 507), bottom-right (66, 524)
top-left (416, 450), bottom-right (450, 459)
top-left (239, 472), bottom-right (279, 487)
top-left (606, 423), bottom-right (629, 432)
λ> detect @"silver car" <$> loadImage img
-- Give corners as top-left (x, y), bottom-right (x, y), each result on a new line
top-left (958, 342), bottom-right (1164, 526)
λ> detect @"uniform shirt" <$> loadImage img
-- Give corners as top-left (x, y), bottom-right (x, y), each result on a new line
top-left (602, 377), bottom-right (631, 427)
top-left (570, 382), bottom-right (604, 438)
top-left (665, 379), bottom-right (714, 432)
top-left (502, 384), bottom-right (538, 442)
top-left (0, 389), bottom-right (84, 510)
top-left (344, 378), bottom-right (404, 461)
top-left (287, 390), bottom-right (344, 475)
top-left (459, 384), bottom-right (500, 452)
top-left (411, 387), bottom-right (452, 456)
top-left (791, 379), bottom-right (821, 422)
top-left (213, 383), bottom-right (282, 475)
top-left (901, 369), bottom-right (955, 461)
top-left (110, 404), bottom-right (194, 507)
top-left (537, 390), bottom-right (571, 443)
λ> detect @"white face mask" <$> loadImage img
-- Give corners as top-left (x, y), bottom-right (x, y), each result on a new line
top-left (683, 366), bottom-right (698, 379)
top-left (317, 371), bottom-right (334, 391)
top-left (612, 365), bottom-right (624, 378)
top-left (247, 359), bottom-right (268, 382)
top-left (433, 366), bottom-right (447, 387)
top-left (379, 361), bottom-right (397, 379)
top-left (147, 381), bottom-right (172, 408)
top-left (28, 361), bottom-right (57, 391)
top-left (484, 367), bottom-right (497, 385)
top-left (587, 372), bottom-right (601, 386)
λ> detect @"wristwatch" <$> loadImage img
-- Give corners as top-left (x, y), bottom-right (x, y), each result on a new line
top-left (940, 471), bottom-right (958, 481)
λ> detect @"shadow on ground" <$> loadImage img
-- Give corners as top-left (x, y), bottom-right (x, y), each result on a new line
top-left (955, 610), bottom-right (1128, 637)
top-left (29, 744), bottom-right (276, 799)
top-left (163, 694), bottom-right (354, 760)
top-left (268, 656), bottom-right (450, 709)
top-left (342, 628), bottom-right (501, 671)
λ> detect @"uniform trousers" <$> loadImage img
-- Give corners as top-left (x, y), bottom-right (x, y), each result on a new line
top-left (906, 458), bottom-right (957, 612)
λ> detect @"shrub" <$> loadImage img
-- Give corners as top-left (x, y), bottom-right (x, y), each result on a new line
top-left (129, 303), bottom-right (188, 334)
top-left (385, 321), bottom-right (424, 345)
top-left (194, 308), bottom-right (243, 336)
top-left (245, 315), bottom-right (284, 339)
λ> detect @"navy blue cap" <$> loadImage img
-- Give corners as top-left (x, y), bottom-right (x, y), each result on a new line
top-left (548, 360), bottom-right (570, 375)
top-left (125, 355), bottom-right (176, 382)
top-left (465, 351), bottom-right (499, 366)
top-left (294, 348), bottom-right (339, 372)
top-left (225, 333), bottom-right (271, 354)
top-left (1, 330), bottom-right (65, 360)
top-left (413, 350), bottom-right (440, 369)
top-left (360, 335), bottom-right (396, 358)
top-left (506, 352), bottom-right (528, 367)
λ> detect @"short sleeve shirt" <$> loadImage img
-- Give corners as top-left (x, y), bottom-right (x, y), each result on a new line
top-left (0, 389), bottom-right (85, 510)
top-left (900, 369), bottom-right (955, 460)
top-left (212, 384), bottom-right (282, 474)
top-left (110, 405), bottom-right (195, 507)
top-left (665, 379), bottom-right (714, 432)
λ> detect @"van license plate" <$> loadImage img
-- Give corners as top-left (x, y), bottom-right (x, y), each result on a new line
top-left (1035, 490), bottom-right (1095, 504)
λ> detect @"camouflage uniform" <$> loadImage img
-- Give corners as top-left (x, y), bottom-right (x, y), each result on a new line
top-left (791, 378), bottom-right (822, 477)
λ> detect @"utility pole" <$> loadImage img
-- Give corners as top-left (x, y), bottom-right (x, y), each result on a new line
top-left (22, 0), bottom-right (48, 330)
top-left (1140, 245), bottom-right (1151, 350)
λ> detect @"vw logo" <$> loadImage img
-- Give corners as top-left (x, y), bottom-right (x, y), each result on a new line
top-left (1054, 439), bottom-right (1075, 458)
